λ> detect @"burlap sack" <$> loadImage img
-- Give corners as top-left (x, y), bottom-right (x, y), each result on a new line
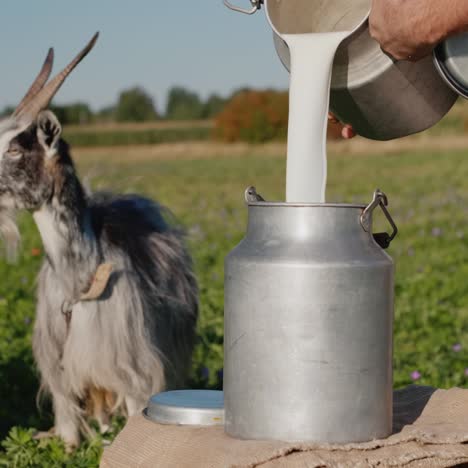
top-left (101, 385), bottom-right (468, 467)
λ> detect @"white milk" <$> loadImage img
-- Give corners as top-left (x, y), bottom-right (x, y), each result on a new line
top-left (282, 32), bottom-right (348, 203)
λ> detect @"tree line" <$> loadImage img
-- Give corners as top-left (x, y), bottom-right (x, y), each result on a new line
top-left (0, 86), bottom-right (345, 144)
top-left (0, 86), bottom-right (228, 125)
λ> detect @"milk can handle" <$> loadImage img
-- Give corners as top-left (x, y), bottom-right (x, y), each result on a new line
top-left (223, 0), bottom-right (263, 15)
top-left (360, 189), bottom-right (398, 249)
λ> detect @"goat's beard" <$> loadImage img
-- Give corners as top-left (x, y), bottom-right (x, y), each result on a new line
top-left (0, 208), bottom-right (20, 263)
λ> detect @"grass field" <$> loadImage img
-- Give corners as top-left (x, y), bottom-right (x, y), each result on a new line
top-left (1, 137), bottom-right (468, 465)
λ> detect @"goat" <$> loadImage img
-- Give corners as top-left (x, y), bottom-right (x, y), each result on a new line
top-left (0, 33), bottom-right (199, 447)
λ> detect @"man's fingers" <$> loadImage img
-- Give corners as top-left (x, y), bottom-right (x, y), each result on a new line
top-left (328, 113), bottom-right (339, 124)
top-left (342, 125), bottom-right (356, 139)
top-left (329, 113), bottom-right (356, 139)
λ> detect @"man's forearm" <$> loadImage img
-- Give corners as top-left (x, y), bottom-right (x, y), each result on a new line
top-left (370, 0), bottom-right (468, 61)
top-left (444, 0), bottom-right (468, 37)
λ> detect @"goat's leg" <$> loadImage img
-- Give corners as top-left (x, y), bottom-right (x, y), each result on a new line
top-left (87, 387), bottom-right (112, 433)
top-left (53, 391), bottom-right (80, 448)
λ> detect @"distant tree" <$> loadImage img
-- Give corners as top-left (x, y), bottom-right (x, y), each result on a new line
top-left (215, 89), bottom-right (289, 143)
top-left (202, 94), bottom-right (226, 119)
top-left (50, 102), bottom-right (93, 125)
top-left (96, 105), bottom-right (116, 123)
top-left (0, 106), bottom-right (14, 118)
top-left (115, 87), bottom-right (159, 122)
top-left (166, 87), bottom-right (203, 120)
top-left (229, 87), bottom-right (253, 99)
top-left (65, 103), bottom-right (93, 125)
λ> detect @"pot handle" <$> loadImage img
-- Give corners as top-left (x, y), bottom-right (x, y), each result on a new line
top-left (223, 0), bottom-right (263, 15)
top-left (360, 189), bottom-right (398, 249)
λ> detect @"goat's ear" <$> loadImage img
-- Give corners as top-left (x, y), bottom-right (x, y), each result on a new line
top-left (36, 110), bottom-right (62, 157)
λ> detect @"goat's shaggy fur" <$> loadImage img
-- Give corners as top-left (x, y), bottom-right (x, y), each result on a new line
top-left (0, 111), bottom-right (198, 446)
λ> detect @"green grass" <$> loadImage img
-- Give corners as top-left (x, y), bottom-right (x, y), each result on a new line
top-left (1, 145), bottom-right (468, 465)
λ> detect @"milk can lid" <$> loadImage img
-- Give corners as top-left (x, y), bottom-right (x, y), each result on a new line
top-left (143, 390), bottom-right (224, 426)
top-left (434, 32), bottom-right (468, 98)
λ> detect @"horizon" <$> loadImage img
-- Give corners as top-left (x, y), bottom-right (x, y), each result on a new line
top-left (0, 1), bottom-right (290, 113)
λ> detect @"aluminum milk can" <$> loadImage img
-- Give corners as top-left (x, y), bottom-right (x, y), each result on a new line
top-left (224, 0), bottom-right (468, 141)
top-left (224, 189), bottom-right (397, 443)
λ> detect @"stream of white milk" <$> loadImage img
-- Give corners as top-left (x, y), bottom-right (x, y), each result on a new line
top-left (282, 32), bottom-right (349, 203)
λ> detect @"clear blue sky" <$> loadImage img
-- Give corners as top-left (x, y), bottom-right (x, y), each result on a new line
top-left (0, 0), bottom-right (289, 113)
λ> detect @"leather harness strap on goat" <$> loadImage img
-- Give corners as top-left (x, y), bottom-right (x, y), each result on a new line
top-left (61, 262), bottom-right (114, 338)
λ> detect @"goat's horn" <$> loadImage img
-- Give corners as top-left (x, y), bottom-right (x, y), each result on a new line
top-left (13, 48), bottom-right (54, 117)
top-left (14, 48), bottom-right (54, 116)
top-left (16, 32), bottom-right (99, 123)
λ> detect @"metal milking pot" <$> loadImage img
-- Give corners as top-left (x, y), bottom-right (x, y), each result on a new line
top-left (224, 189), bottom-right (397, 443)
top-left (225, 0), bottom-right (468, 141)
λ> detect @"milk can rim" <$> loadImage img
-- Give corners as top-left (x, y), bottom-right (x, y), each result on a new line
top-left (247, 202), bottom-right (366, 209)
top-left (433, 41), bottom-right (468, 99)
top-left (264, 0), bottom-right (370, 37)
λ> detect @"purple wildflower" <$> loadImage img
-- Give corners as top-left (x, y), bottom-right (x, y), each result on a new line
top-left (200, 366), bottom-right (210, 380)
top-left (431, 227), bottom-right (443, 237)
top-left (465, 368), bottom-right (468, 377)
top-left (453, 343), bottom-right (462, 353)
top-left (24, 317), bottom-right (31, 325)
top-left (411, 371), bottom-right (421, 381)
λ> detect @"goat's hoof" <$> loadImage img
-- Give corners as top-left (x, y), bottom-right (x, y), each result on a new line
top-left (65, 441), bottom-right (78, 453)
top-left (99, 423), bottom-right (110, 434)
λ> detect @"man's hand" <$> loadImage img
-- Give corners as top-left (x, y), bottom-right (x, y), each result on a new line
top-left (328, 113), bottom-right (356, 139)
top-left (369, 0), bottom-right (453, 61)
